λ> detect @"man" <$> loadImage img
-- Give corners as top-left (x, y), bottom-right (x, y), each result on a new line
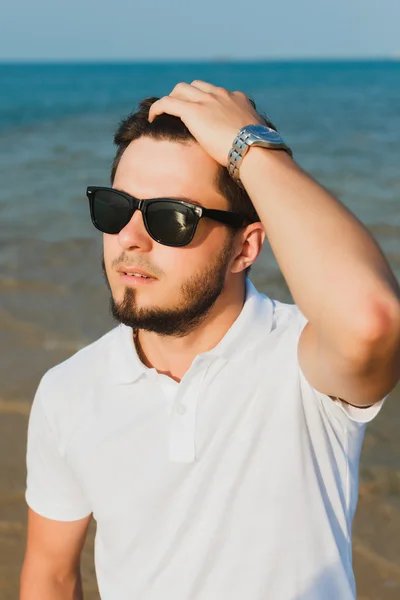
top-left (20, 81), bottom-right (400, 600)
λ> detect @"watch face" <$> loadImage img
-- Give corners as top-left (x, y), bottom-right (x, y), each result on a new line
top-left (246, 124), bottom-right (283, 143)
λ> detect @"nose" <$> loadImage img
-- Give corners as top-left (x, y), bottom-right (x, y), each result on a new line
top-left (117, 207), bottom-right (152, 251)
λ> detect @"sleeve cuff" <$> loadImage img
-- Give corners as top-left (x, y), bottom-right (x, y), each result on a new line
top-left (333, 394), bottom-right (389, 424)
top-left (25, 490), bottom-right (92, 522)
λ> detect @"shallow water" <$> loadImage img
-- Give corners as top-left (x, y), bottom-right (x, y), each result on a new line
top-left (0, 61), bottom-right (399, 598)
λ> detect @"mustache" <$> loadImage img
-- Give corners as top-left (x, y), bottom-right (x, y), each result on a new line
top-left (103, 253), bottom-right (163, 279)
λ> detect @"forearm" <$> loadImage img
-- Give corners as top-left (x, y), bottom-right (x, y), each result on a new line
top-left (240, 147), bottom-right (400, 348)
top-left (20, 565), bottom-right (83, 600)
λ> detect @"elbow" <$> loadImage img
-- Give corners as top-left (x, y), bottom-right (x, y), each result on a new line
top-left (341, 295), bottom-right (400, 368)
top-left (360, 294), bottom-right (400, 344)
top-left (348, 295), bottom-right (400, 367)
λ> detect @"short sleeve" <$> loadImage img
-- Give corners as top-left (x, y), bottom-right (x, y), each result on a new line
top-left (294, 306), bottom-right (389, 427)
top-left (25, 382), bottom-right (92, 521)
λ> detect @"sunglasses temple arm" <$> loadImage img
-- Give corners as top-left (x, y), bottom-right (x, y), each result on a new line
top-left (202, 208), bottom-right (246, 228)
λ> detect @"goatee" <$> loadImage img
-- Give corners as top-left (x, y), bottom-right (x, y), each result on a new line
top-left (102, 236), bottom-right (235, 337)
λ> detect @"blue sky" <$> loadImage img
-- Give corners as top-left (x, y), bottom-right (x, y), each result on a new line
top-left (1, 0), bottom-right (399, 61)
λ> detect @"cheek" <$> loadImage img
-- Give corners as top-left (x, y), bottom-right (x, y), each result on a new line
top-left (103, 234), bottom-right (116, 257)
top-left (147, 247), bottom-right (200, 293)
top-left (167, 226), bottom-right (230, 275)
top-left (102, 236), bottom-right (121, 279)
top-left (160, 244), bottom-right (218, 282)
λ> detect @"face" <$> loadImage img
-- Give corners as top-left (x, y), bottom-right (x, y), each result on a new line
top-left (103, 136), bottom-right (243, 336)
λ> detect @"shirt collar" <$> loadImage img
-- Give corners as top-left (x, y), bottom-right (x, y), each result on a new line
top-left (110, 278), bottom-right (275, 384)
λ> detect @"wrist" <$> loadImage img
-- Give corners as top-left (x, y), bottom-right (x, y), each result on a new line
top-left (226, 123), bottom-right (294, 186)
top-left (239, 146), bottom-right (297, 187)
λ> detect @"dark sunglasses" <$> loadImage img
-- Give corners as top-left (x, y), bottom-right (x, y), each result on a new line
top-left (86, 186), bottom-right (247, 247)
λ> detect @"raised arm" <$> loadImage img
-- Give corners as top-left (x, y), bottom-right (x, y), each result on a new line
top-left (20, 509), bottom-right (92, 600)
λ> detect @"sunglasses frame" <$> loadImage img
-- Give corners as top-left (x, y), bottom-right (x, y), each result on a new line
top-left (86, 186), bottom-right (247, 247)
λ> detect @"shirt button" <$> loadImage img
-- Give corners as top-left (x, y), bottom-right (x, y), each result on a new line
top-left (176, 403), bottom-right (187, 415)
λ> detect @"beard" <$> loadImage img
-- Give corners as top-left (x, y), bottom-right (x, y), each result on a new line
top-left (102, 236), bottom-right (235, 337)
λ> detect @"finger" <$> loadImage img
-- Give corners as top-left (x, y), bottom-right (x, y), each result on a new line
top-left (190, 80), bottom-right (227, 94)
top-left (169, 81), bottom-right (208, 101)
top-left (232, 90), bottom-right (249, 101)
top-left (148, 96), bottom-right (192, 123)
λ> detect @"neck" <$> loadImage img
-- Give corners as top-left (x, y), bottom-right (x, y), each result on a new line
top-left (134, 278), bottom-right (246, 383)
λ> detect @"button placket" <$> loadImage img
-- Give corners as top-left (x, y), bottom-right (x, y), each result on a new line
top-left (168, 362), bottom-right (210, 463)
top-left (169, 395), bottom-right (196, 463)
top-left (176, 403), bottom-right (187, 415)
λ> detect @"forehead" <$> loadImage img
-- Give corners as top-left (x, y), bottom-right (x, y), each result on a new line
top-left (113, 136), bottom-right (228, 209)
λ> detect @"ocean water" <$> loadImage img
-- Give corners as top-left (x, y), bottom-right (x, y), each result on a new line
top-left (0, 61), bottom-right (400, 599)
top-left (0, 59), bottom-right (399, 395)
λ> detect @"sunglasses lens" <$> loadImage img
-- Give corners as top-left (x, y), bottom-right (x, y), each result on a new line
top-left (146, 201), bottom-right (196, 246)
top-left (91, 189), bottom-right (132, 234)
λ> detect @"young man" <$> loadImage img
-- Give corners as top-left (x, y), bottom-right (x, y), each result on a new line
top-left (21, 81), bottom-right (400, 600)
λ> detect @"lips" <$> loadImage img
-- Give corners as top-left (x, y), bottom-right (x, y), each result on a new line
top-left (117, 266), bottom-right (155, 279)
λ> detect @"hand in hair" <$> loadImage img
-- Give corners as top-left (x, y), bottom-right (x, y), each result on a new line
top-left (148, 81), bottom-right (266, 167)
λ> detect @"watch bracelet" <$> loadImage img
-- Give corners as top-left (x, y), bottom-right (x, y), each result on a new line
top-left (227, 127), bottom-right (293, 184)
top-left (227, 130), bottom-right (252, 181)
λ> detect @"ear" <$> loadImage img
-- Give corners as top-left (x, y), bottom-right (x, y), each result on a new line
top-left (230, 222), bottom-right (265, 274)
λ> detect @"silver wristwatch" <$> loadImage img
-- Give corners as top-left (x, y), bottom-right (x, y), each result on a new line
top-left (227, 124), bottom-right (293, 182)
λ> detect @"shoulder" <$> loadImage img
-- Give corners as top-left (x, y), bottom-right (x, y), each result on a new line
top-left (242, 292), bottom-right (305, 363)
top-left (245, 280), bottom-right (304, 339)
top-left (41, 325), bottom-right (121, 390)
top-left (37, 325), bottom-right (123, 427)
top-left (270, 297), bottom-right (306, 334)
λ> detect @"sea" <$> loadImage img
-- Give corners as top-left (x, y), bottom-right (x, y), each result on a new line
top-left (0, 61), bottom-right (399, 599)
top-left (1, 60), bottom-right (399, 397)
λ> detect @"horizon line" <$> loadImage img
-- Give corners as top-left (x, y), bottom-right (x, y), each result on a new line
top-left (0, 56), bottom-right (399, 65)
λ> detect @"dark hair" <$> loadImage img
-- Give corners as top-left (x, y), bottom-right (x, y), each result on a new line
top-left (111, 96), bottom-right (277, 276)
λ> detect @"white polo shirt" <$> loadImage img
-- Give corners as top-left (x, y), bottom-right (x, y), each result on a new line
top-left (25, 279), bottom-right (387, 600)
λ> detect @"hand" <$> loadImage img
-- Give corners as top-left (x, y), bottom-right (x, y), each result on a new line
top-left (148, 80), bottom-right (265, 167)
